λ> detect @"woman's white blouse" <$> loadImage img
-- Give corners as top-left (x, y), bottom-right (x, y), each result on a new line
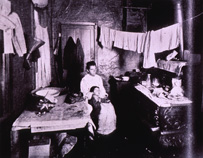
top-left (80, 74), bottom-right (106, 98)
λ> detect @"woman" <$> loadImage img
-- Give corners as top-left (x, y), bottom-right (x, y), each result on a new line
top-left (80, 61), bottom-right (117, 137)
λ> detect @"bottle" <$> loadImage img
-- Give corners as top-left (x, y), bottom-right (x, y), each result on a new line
top-left (146, 74), bottom-right (151, 88)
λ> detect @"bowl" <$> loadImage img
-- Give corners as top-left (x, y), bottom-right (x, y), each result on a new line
top-left (122, 76), bottom-right (130, 81)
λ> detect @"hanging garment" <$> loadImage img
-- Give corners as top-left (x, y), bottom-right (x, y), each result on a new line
top-left (0, 0), bottom-right (11, 16)
top-left (0, 14), bottom-right (15, 54)
top-left (8, 12), bottom-right (27, 57)
top-left (34, 9), bottom-right (51, 88)
top-left (63, 37), bottom-right (84, 93)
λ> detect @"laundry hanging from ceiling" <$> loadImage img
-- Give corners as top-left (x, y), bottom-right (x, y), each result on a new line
top-left (99, 23), bottom-right (183, 69)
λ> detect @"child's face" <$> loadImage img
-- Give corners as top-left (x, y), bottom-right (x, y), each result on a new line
top-left (93, 87), bottom-right (100, 96)
top-left (88, 65), bottom-right (96, 76)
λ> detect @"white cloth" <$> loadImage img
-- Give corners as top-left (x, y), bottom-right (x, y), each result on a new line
top-left (0, 0), bottom-right (11, 16)
top-left (143, 23), bottom-right (183, 68)
top-left (114, 30), bottom-right (146, 53)
top-left (8, 12), bottom-right (27, 57)
top-left (0, 11), bottom-right (27, 56)
top-left (0, 14), bottom-right (15, 54)
top-left (99, 26), bottom-right (115, 49)
top-left (34, 9), bottom-right (51, 88)
top-left (80, 74), bottom-right (107, 98)
top-left (97, 102), bottom-right (117, 135)
top-left (32, 0), bottom-right (48, 8)
top-left (143, 31), bottom-right (157, 68)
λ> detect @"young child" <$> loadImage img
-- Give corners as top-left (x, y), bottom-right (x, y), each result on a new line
top-left (88, 86), bottom-right (110, 130)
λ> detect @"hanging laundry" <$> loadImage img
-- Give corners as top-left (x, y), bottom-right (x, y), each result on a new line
top-left (143, 31), bottom-right (157, 68)
top-left (114, 30), bottom-right (146, 53)
top-left (155, 23), bottom-right (183, 53)
top-left (99, 26), bottom-right (115, 49)
top-left (136, 33), bottom-right (146, 53)
top-left (143, 23), bottom-right (183, 68)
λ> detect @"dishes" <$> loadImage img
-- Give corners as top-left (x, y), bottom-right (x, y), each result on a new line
top-left (35, 87), bottom-right (61, 97)
top-left (122, 76), bottom-right (129, 81)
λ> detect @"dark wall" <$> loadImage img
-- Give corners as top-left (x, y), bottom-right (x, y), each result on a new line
top-left (0, 0), bottom-right (34, 157)
top-left (10, 0), bottom-right (35, 115)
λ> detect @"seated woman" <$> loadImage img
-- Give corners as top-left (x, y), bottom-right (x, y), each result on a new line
top-left (80, 61), bottom-right (117, 137)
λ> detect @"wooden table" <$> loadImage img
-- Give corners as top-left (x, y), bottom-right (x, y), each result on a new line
top-left (10, 95), bottom-right (92, 158)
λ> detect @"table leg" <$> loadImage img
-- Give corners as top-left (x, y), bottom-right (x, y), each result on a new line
top-left (10, 130), bottom-right (21, 158)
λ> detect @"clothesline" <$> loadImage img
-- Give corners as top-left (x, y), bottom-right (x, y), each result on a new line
top-left (99, 23), bottom-right (183, 68)
top-left (181, 11), bottom-right (203, 24)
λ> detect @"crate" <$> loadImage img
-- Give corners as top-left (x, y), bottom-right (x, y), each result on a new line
top-left (28, 138), bottom-right (51, 158)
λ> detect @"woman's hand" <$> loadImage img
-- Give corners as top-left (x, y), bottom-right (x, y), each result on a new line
top-left (86, 92), bottom-right (93, 100)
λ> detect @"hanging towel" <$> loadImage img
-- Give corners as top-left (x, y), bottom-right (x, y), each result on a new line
top-left (99, 26), bottom-right (115, 49)
top-left (143, 31), bottom-right (157, 68)
top-left (136, 32), bottom-right (146, 53)
top-left (123, 31), bottom-right (137, 51)
top-left (114, 30), bottom-right (124, 49)
top-left (158, 23), bottom-right (183, 53)
top-left (114, 30), bottom-right (146, 53)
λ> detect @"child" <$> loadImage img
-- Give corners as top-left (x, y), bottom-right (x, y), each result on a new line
top-left (88, 86), bottom-right (110, 130)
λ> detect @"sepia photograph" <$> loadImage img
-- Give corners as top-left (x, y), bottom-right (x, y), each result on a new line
top-left (0, 0), bottom-right (202, 157)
